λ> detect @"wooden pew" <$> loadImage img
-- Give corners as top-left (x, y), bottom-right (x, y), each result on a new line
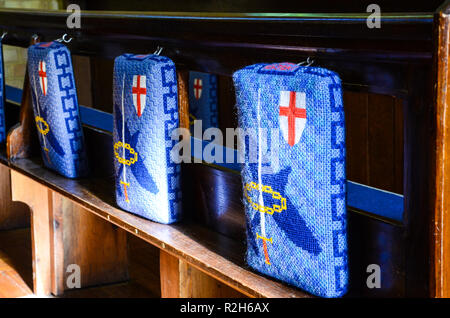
top-left (0, 3), bottom-right (448, 297)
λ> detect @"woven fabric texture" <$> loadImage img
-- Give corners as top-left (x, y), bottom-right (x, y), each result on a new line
top-left (0, 41), bottom-right (5, 143)
top-left (113, 54), bottom-right (181, 224)
top-left (27, 41), bottom-right (88, 178)
top-left (189, 71), bottom-right (218, 132)
top-left (233, 62), bottom-right (348, 298)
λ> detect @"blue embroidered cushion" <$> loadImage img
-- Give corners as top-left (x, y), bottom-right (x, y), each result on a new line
top-left (233, 62), bottom-right (348, 297)
top-left (27, 41), bottom-right (89, 178)
top-left (0, 41), bottom-right (5, 143)
top-left (189, 71), bottom-right (218, 132)
top-left (113, 54), bottom-right (181, 224)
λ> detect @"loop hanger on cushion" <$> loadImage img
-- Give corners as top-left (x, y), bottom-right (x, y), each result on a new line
top-left (1, 32), bottom-right (7, 41)
top-left (55, 33), bottom-right (73, 43)
top-left (297, 56), bottom-right (314, 67)
top-left (153, 46), bottom-right (163, 56)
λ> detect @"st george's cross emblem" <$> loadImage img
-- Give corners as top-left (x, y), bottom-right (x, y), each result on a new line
top-left (38, 60), bottom-right (48, 96)
top-left (132, 75), bottom-right (146, 117)
top-left (278, 91), bottom-right (307, 146)
top-left (193, 78), bottom-right (203, 100)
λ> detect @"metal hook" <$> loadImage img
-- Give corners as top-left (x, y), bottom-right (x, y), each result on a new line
top-left (56, 33), bottom-right (73, 43)
top-left (1, 32), bottom-right (7, 41)
top-left (297, 56), bottom-right (315, 67)
top-left (305, 56), bottom-right (314, 67)
top-left (153, 46), bottom-right (163, 56)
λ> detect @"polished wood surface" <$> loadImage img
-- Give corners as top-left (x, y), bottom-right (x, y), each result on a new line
top-left (177, 70), bottom-right (190, 130)
top-left (432, 0), bottom-right (450, 298)
top-left (0, 228), bottom-right (33, 298)
top-left (160, 249), bottom-right (245, 298)
top-left (62, 233), bottom-right (160, 298)
top-left (0, 228), bottom-right (161, 298)
top-left (10, 170), bottom-right (52, 296)
top-left (160, 250), bottom-right (181, 298)
top-left (9, 156), bottom-right (309, 298)
top-left (50, 192), bottom-right (129, 295)
top-left (178, 261), bottom-right (245, 298)
top-left (0, 163), bottom-right (29, 230)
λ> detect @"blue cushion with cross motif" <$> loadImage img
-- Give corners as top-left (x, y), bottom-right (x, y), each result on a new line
top-left (233, 62), bottom-right (348, 298)
top-left (113, 53), bottom-right (182, 224)
top-left (189, 71), bottom-right (218, 132)
top-left (27, 41), bottom-right (89, 178)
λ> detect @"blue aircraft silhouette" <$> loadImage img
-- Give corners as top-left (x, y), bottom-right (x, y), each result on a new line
top-left (30, 78), bottom-right (65, 158)
top-left (115, 102), bottom-right (159, 197)
top-left (246, 165), bottom-right (322, 257)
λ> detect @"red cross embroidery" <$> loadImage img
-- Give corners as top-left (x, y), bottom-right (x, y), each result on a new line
top-left (279, 91), bottom-right (306, 146)
top-left (132, 75), bottom-right (146, 117)
top-left (39, 42), bottom-right (53, 48)
top-left (193, 78), bottom-right (202, 99)
top-left (39, 61), bottom-right (47, 96)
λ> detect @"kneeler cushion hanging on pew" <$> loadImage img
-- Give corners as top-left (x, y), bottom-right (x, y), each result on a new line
top-left (188, 71), bottom-right (218, 133)
top-left (27, 41), bottom-right (89, 178)
top-left (113, 53), bottom-right (182, 224)
top-left (233, 62), bottom-right (348, 297)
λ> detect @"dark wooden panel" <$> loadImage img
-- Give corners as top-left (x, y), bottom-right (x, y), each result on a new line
top-left (368, 93), bottom-right (395, 191)
top-left (90, 57), bottom-right (114, 113)
top-left (344, 91), bottom-right (369, 184)
top-left (346, 212), bottom-right (405, 297)
top-left (0, 9), bottom-right (434, 98)
top-left (403, 63), bottom-right (433, 297)
top-left (77, 0), bottom-right (444, 13)
top-left (394, 98), bottom-right (404, 194)
top-left (184, 164), bottom-right (245, 241)
top-left (218, 76), bottom-right (237, 133)
top-left (127, 233), bottom-right (161, 297)
top-left (72, 55), bottom-right (93, 108)
top-left (83, 126), bottom-right (114, 178)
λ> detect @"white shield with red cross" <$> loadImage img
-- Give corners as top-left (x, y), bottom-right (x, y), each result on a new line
top-left (38, 60), bottom-right (48, 96)
top-left (193, 78), bottom-right (203, 100)
top-left (278, 90), bottom-right (307, 147)
top-left (132, 75), bottom-right (147, 117)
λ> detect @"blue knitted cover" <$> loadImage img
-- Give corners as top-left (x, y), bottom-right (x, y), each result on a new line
top-left (233, 62), bottom-right (348, 297)
top-left (27, 42), bottom-right (88, 178)
top-left (113, 54), bottom-right (181, 224)
top-left (189, 71), bottom-right (218, 131)
top-left (0, 41), bottom-right (5, 143)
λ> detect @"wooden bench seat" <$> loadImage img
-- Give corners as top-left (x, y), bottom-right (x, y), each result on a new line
top-left (5, 156), bottom-right (309, 298)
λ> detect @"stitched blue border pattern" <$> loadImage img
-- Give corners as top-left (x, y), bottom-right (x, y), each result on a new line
top-left (113, 54), bottom-right (181, 224)
top-left (28, 41), bottom-right (88, 178)
top-left (234, 62), bottom-right (348, 297)
top-left (209, 74), bottom-right (218, 127)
